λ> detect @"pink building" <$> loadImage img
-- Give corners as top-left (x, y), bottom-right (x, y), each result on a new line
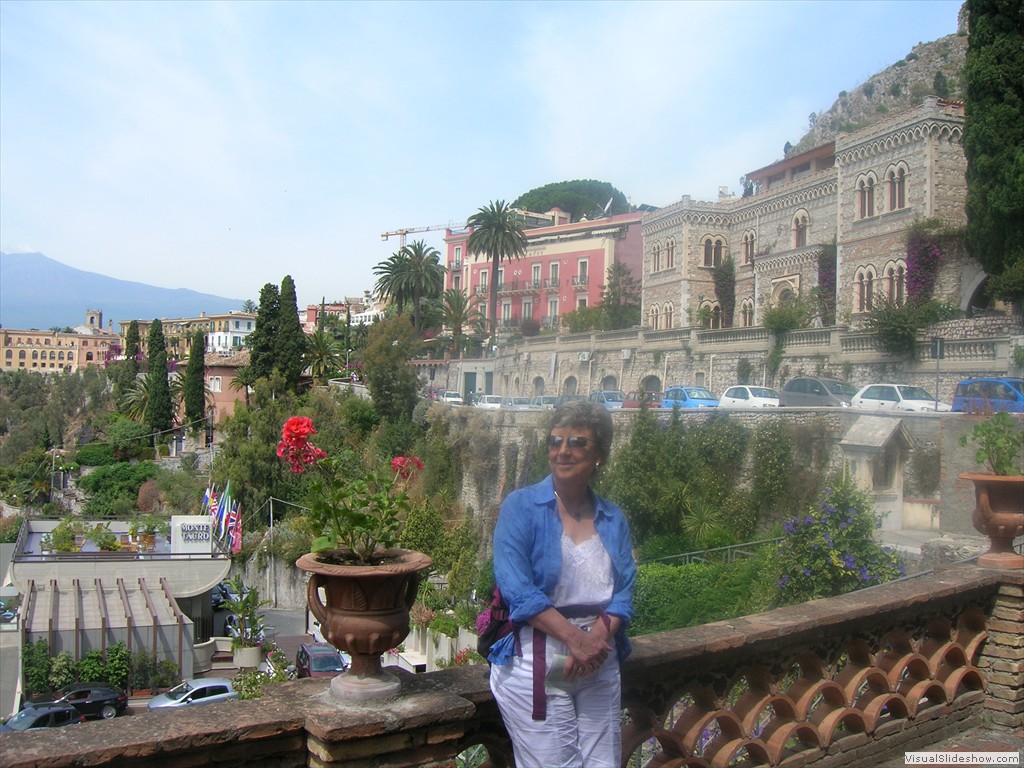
top-left (443, 210), bottom-right (643, 332)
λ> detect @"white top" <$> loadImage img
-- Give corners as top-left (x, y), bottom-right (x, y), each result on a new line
top-left (551, 533), bottom-right (614, 626)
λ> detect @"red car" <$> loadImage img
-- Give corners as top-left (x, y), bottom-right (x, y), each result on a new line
top-left (623, 391), bottom-right (663, 409)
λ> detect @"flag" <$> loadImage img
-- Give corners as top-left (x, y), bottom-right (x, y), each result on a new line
top-left (207, 485), bottom-right (219, 518)
top-left (201, 483), bottom-right (210, 513)
top-left (228, 501), bottom-right (242, 555)
top-left (216, 481), bottom-right (232, 539)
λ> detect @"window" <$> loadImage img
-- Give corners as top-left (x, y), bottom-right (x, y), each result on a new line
top-left (649, 305), bottom-right (660, 329)
top-left (740, 300), bottom-right (754, 327)
top-left (18, 350), bottom-right (25, 359)
top-left (665, 238), bottom-right (675, 269)
top-left (479, 270), bottom-right (488, 289)
top-left (711, 305), bottom-right (722, 329)
top-left (209, 376), bottom-right (222, 392)
top-left (523, 301), bottom-right (533, 319)
top-left (32, 350), bottom-right (38, 359)
top-left (4, 350), bottom-right (10, 358)
top-left (497, 267), bottom-right (505, 289)
top-left (532, 264), bottom-right (541, 286)
top-left (887, 165), bottom-right (907, 211)
top-left (858, 175), bottom-right (876, 219)
top-left (663, 302), bottom-right (674, 329)
top-left (455, 246), bottom-right (462, 261)
top-left (578, 260), bottom-right (588, 284)
top-left (793, 212), bottom-right (809, 248)
top-left (452, 274), bottom-right (460, 292)
top-left (742, 232), bottom-right (755, 264)
top-left (651, 242), bottom-right (662, 273)
top-left (86, 352), bottom-right (94, 361)
top-left (856, 267), bottom-right (876, 312)
top-left (703, 237), bottom-right (725, 267)
top-left (886, 261), bottom-right (906, 305)
top-left (547, 298), bottom-right (558, 321)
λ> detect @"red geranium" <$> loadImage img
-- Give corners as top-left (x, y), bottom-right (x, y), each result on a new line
top-left (276, 416), bottom-right (326, 473)
top-left (390, 455), bottom-right (425, 481)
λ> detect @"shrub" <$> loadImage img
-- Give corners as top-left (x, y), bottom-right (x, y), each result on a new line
top-left (75, 443), bottom-right (118, 466)
top-left (77, 649), bottom-right (106, 683)
top-left (429, 613), bottom-right (461, 639)
top-left (106, 641), bottom-right (131, 690)
top-left (23, 639), bottom-right (52, 696)
top-left (130, 648), bottom-right (156, 691)
top-left (771, 479), bottom-right (904, 605)
top-left (48, 651), bottom-right (77, 691)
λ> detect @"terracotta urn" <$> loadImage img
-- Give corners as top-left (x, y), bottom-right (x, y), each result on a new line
top-left (959, 472), bottom-right (1024, 569)
top-left (297, 548), bottom-right (432, 701)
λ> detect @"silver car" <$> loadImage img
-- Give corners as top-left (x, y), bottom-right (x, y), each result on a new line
top-left (147, 678), bottom-right (238, 710)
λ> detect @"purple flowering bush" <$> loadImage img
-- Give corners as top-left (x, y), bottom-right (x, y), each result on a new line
top-left (772, 479), bottom-right (904, 605)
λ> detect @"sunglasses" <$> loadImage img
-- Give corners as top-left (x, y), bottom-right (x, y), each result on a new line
top-left (547, 435), bottom-right (590, 450)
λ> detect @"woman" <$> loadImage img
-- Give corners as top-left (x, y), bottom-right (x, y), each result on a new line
top-left (489, 400), bottom-right (637, 768)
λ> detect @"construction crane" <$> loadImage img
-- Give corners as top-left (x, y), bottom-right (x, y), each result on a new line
top-left (380, 222), bottom-right (464, 249)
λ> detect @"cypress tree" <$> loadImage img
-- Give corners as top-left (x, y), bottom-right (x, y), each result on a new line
top-left (124, 320), bottom-right (140, 379)
top-left (276, 275), bottom-right (307, 389)
top-left (183, 331), bottom-right (207, 433)
top-left (248, 283), bottom-right (280, 380)
top-left (143, 319), bottom-right (174, 440)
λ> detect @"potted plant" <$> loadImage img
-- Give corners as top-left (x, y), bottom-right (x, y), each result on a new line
top-left (277, 416), bottom-right (432, 701)
top-left (222, 576), bottom-right (269, 669)
top-left (85, 522), bottom-right (120, 552)
top-left (138, 513), bottom-right (170, 551)
top-left (50, 517), bottom-right (85, 552)
top-left (958, 412), bottom-right (1024, 568)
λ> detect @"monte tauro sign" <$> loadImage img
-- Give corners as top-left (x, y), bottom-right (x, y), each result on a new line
top-left (171, 516), bottom-right (214, 554)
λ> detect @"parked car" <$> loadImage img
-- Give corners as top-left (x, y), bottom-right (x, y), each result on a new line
top-left (950, 377), bottom-right (1024, 414)
top-left (661, 386), bottom-right (719, 409)
top-left (29, 682), bottom-right (129, 720)
top-left (719, 385), bottom-right (780, 408)
top-left (475, 395), bottom-right (503, 409)
top-left (441, 391), bottom-right (464, 406)
top-left (852, 384), bottom-right (952, 412)
top-left (623, 391), bottom-right (663, 409)
top-left (1, 703), bottom-right (85, 731)
top-left (555, 394), bottom-right (587, 406)
top-left (530, 395), bottom-right (558, 409)
top-left (588, 390), bottom-right (626, 409)
top-left (779, 377), bottom-right (857, 408)
top-left (147, 678), bottom-right (238, 710)
top-left (500, 397), bottom-right (534, 410)
top-left (296, 642), bottom-right (350, 678)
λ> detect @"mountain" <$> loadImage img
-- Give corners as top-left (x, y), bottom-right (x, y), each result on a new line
top-left (0, 251), bottom-right (245, 331)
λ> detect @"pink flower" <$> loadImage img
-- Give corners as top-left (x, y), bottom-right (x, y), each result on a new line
top-left (390, 455), bottom-right (425, 481)
top-left (277, 417), bottom-right (326, 473)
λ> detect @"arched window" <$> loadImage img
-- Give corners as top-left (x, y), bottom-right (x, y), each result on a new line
top-left (19, 350), bottom-right (26, 359)
top-left (86, 352), bottom-right (94, 361)
top-left (742, 232), bottom-right (755, 264)
top-left (886, 262), bottom-right (907, 305)
top-left (49, 351), bottom-right (56, 360)
top-left (713, 239), bottom-right (723, 266)
top-left (665, 238), bottom-right (675, 269)
top-left (663, 302), bottom-right (674, 329)
top-left (32, 350), bottom-right (38, 360)
top-left (651, 242), bottom-right (662, 273)
top-left (4, 350), bottom-right (10, 358)
top-left (740, 300), bottom-right (754, 327)
top-left (649, 305), bottom-right (660, 329)
top-left (711, 305), bottom-right (722, 329)
top-left (856, 267), bottom-right (877, 312)
top-left (704, 239), bottom-right (713, 266)
top-left (793, 211), bottom-right (809, 248)
top-left (887, 165), bottom-right (907, 211)
top-left (858, 175), bottom-right (876, 219)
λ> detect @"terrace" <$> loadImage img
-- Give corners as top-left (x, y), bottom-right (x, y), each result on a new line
top-left (1, 560), bottom-right (1019, 768)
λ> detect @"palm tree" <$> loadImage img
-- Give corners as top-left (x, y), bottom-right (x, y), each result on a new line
top-left (229, 366), bottom-right (258, 409)
top-left (373, 251), bottom-right (412, 317)
top-left (401, 240), bottom-right (445, 333)
top-left (303, 329), bottom-right (344, 385)
top-left (467, 200), bottom-right (528, 345)
top-left (441, 289), bottom-right (482, 358)
top-left (121, 377), bottom-right (149, 422)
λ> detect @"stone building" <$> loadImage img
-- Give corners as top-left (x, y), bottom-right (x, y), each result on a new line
top-left (642, 97), bottom-right (979, 331)
top-left (1, 310), bottom-right (119, 373)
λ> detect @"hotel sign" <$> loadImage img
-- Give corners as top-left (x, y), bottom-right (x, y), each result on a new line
top-left (171, 516), bottom-right (214, 554)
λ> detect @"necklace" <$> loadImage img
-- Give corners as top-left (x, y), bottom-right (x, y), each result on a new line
top-left (554, 490), bottom-right (590, 522)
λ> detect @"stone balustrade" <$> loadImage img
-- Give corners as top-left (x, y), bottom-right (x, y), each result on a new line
top-left (1, 563), bottom-right (1019, 768)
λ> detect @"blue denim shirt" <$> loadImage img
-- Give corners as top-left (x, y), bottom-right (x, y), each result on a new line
top-left (489, 474), bottom-right (636, 664)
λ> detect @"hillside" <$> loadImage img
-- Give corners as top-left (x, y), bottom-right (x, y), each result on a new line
top-left (0, 251), bottom-right (244, 331)
top-left (790, 20), bottom-right (968, 156)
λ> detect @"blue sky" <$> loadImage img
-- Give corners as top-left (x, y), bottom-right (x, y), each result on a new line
top-left (0, 0), bottom-right (963, 311)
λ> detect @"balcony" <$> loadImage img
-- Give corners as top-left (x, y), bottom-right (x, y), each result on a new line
top-left (473, 284), bottom-right (488, 296)
top-left (544, 277), bottom-right (560, 289)
top-left (3, 562), bottom-right (1019, 766)
top-left (496, 280), bottom-right (516, 294)
top-left (572, 275), bottom-right (589, 289)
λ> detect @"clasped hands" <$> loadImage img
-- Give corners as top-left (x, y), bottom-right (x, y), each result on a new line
top-left (564, 622), bottom-right (611, 681)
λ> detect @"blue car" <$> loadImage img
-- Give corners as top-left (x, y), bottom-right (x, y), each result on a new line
top-left (951, 378), bottom-right (1024, 414)
top-left (661, 386), bottom-right (719, 409)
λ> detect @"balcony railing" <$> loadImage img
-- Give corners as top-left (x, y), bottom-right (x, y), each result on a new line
top-left (6, 563), bottom-right (1017, 768)
top-left (572, 275), bottom-right (589, 288)
top-left (544, 277), bottom-right (560, 289)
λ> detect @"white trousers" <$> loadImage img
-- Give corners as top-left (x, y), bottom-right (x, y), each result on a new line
top-left (490, 625), bottom-right (622, 768)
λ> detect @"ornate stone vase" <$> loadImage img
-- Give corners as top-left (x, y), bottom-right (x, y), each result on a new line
top-left (296, 548), bottom-right (432, 701)
top-left (958, 472), bottom-right (1024, 569)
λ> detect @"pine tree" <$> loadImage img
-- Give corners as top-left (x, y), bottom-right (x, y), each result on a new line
top-left (183, 331), bottom-right (207, 433)
top-left (143, 319), bottom-right (174, 440)
top-left (276, 275), bottom-right (307, 390)
top-left (248, 283), bottom-right (280, 380)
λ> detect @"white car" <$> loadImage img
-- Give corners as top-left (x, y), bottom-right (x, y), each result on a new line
top-left (501, 397), bottom-right (534, 410)
top-left (147, 678), bottom-right (238, 710)
top-left (719, 385), bottom-right (780, 408)
top-left (475, 395), bottom-right (503, 409)
top-left (852, 384), bottom-right (952, 412)
top-left (441, 391), bottom-right (464, 405)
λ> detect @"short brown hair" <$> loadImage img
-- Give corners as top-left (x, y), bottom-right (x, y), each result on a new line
top-left (549, 401), bottom-right (613, 464)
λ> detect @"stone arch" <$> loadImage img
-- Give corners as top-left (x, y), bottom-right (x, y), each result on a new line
top-left (600, 374), bottom-right (618, 390)
top-left (532, 376), bottom-right (545, 396)
top-left (562, 376), bottom-right (579, 395)
top-left (961, 267), bottom-right (988, 313)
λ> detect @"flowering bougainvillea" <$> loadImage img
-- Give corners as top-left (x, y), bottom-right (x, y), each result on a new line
top-left (906, 230), bottom-right (943, 301)
top-left (772, 478), bottom-right (904, 605)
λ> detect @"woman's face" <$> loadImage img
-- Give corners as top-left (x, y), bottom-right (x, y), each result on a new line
top-left (548, 425), bottom-right (600, 488)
